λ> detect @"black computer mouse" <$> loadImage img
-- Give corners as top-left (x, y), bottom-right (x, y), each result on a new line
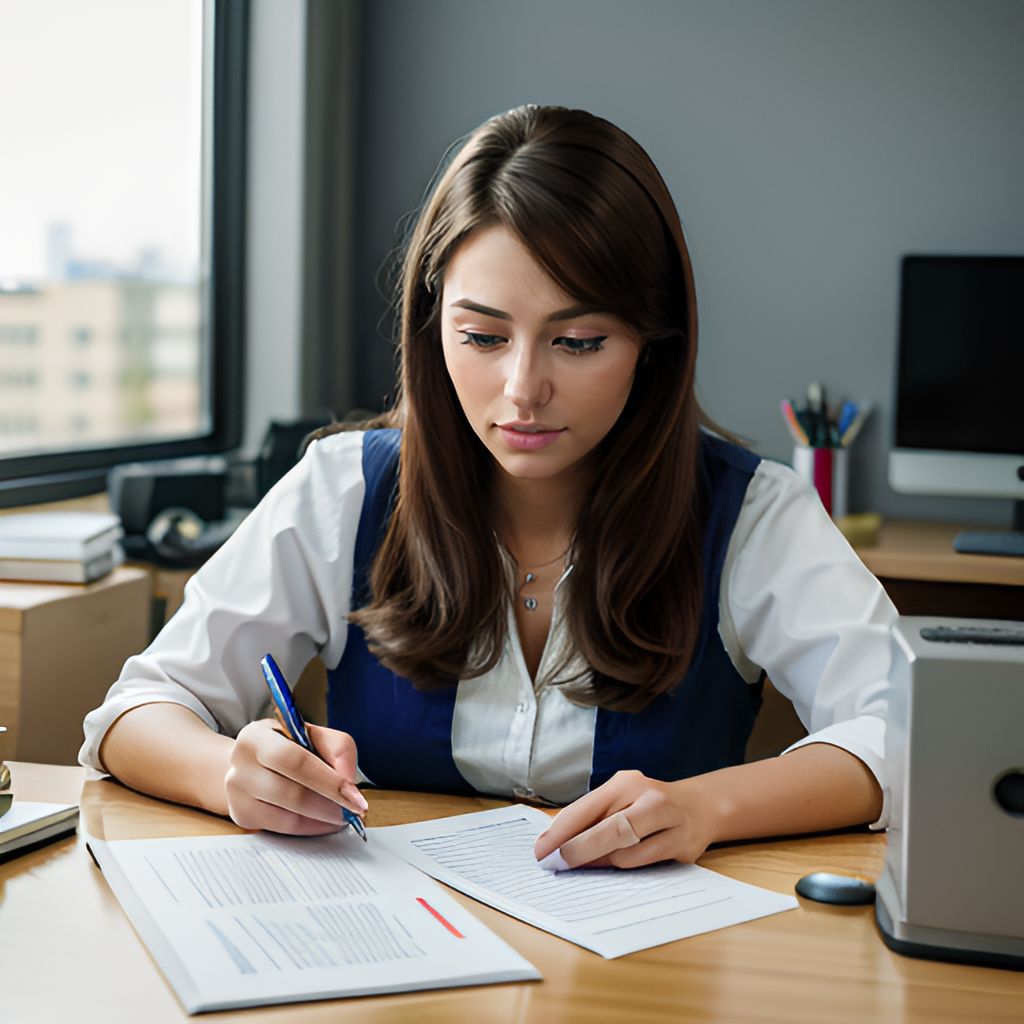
top-left (795, 871), bottom-right (876, 905)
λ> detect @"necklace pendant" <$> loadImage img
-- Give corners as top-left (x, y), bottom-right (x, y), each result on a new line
top-left (524, 572), bottom-right (536, 584)
top-left (524, 596), bottom-right (538, 611)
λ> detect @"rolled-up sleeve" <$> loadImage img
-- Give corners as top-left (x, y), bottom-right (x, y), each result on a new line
top-left (79, 431), bottom-right (366, 773)
top-left (719, 459), bottom-right (896, 830)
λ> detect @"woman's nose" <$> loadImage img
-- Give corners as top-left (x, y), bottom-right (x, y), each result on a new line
top-left (503, 345), bottom-right (551, 410)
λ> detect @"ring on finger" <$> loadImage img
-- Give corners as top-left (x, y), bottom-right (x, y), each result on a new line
top-left (613, 810), bottom-right (642, 847)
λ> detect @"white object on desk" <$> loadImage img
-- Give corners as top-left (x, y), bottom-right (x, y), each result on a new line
top-left (0, 511), bottom-right (122, 561)
top-left (0, 548), bottom-right (122, 584)
top-left (0, 801), bottom-right (78, 857)
top-left (792, 444), bottom-right (848, 519)
top-left (86, 830), bottom-right (539, 1015)
top-left (877, 617), bottom-right (1024, 968)
top-left (374, 805), bottom-right (798, 959)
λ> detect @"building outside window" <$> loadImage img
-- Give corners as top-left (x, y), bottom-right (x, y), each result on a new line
top-left (0, 0), bottom-right (245, 503)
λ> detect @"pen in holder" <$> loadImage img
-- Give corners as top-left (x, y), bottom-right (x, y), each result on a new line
top-left (782, 387), bottom-right (871, 521)
top-left (793, 444), bottom-right (848, 519)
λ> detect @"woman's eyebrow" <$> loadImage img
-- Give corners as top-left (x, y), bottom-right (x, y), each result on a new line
top-left (451, 298), bottom-right (511, 320)
top-left (450, 298), bottom-right (606, 322)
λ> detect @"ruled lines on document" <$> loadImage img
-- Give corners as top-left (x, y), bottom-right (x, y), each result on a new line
top-left (205, 901), bottom-right (427, 975)
top-left (88, 830), bottom-right (540, 1009)
top-left (155, 839), bottom-right (377, 909)
top-left (410, 817), bottom-right (703, 923)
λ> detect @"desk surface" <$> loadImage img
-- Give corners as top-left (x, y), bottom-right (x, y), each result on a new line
top-left (856, 519), bottom-right (1024, 587)
top-left (3, 762), bottom-right (1022, 1023)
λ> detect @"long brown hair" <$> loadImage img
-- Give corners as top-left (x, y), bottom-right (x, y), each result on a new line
top-left (338, 105), bottom-right (722, 712)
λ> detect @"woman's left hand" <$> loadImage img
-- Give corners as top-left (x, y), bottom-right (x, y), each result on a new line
top-left (533, 769), bottom-right (721, 870)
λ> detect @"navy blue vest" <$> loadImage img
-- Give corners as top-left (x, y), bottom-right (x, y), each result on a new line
top-left (328, 428), bottom-right (764, 797)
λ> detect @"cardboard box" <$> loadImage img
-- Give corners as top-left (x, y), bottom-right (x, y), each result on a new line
top-left (0, 567), bottom-right (151, 764)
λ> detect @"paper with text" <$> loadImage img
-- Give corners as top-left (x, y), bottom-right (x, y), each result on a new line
top-left (374, 805), bottom-right (798, 958)
top-left (88, 831), bottom-right (538, 1014)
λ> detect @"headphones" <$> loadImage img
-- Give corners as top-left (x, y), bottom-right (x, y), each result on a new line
top-left (143, 507), bottom-right (239, 568)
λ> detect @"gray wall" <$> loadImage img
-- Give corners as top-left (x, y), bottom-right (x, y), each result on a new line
top-left (244, 0), bottom-right (307, 457)
top-left (350, 0), bottom-right (1024, 524)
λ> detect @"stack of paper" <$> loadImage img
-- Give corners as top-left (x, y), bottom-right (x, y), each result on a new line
top-left (0, 801), bottom-right (79, 858)
top-left (87, 831), bottom-right (539, 1014)
top-left (88, 805), bottom-right (800, 1013)
top-left (0, 511), bottom-right (123, 583)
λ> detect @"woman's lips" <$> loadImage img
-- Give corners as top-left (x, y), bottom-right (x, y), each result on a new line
top-left (497, 425), bottom-right (565, 451)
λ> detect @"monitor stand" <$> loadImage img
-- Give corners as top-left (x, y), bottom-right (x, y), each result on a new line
top-left (953, 500), bottom-right (1024, 557)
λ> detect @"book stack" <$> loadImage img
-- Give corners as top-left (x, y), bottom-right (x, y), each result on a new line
top-left (0, 511), bottom-right (124, 584)
top-left (0, 801), bottom-right (79, 858)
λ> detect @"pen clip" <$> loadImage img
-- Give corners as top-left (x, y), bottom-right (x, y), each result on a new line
top-left (259, 653), bottom-right (368, 841)
top-left (261, 654), bottom-right (313, 752)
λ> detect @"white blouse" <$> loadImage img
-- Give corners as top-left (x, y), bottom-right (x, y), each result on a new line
top-left (79, 430), bottom-right (896, 827)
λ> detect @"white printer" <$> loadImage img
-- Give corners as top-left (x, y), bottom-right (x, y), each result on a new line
top-left (876, 617), bottom-right (1024, 968)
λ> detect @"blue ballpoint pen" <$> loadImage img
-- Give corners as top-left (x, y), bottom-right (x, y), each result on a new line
top-left (260, 653), bottom-right (367, 841)
top-left (837, 399), bottom-right (859, 439)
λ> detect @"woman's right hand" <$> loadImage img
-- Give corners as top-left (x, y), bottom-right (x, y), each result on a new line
top-left (225, 719), bottom-right (368, 835)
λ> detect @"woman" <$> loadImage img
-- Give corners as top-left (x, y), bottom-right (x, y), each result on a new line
top-left (82, 105), bottom-right (893, 871)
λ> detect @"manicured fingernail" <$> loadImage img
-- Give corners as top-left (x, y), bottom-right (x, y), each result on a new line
top-left (538, 849), bottom-right (570, 873)
top-left (341, 786), bottom-right (368, 812)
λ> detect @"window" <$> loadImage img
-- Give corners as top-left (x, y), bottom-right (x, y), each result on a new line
top-left (0, 0), bottom-right (246, 506)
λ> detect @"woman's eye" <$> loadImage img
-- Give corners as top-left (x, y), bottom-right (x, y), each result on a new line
top-left (554, 335), bottom-right (607, 354)
top-left (460, 331), bottom-right (506, 349)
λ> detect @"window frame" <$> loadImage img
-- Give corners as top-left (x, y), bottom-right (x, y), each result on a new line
top-left (0, 0), bottom-right (249, 508)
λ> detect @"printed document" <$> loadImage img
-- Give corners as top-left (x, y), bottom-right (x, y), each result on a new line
top-left (374, 805), bottom-right (798, 958)
top-left (87, 831), bottom-right (538, 1014)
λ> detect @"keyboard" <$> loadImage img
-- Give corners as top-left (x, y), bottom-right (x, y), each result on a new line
top-left (953, 531), bottom-right (1024, 557)
top-left (919, 624), bottom-right (1024, 646)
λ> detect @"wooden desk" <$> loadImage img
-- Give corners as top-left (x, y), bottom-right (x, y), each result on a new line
top-left (855, 519), bottom-right (1024, 619)
top-left (3, 763), bottom-right (1022, 1023)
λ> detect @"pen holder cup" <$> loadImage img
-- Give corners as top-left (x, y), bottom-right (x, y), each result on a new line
top-left (793, 446), bottom-right (848, 520)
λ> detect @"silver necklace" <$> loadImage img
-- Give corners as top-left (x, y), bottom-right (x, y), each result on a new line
top-left (517, 550), bottom-right (568, 611)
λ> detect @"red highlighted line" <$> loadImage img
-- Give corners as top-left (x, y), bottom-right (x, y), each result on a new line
top-left (416, 897), bottom-right (465, 938)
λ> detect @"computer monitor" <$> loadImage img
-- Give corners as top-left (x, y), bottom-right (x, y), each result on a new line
top-left (888, 255), bottom-right (1024, 556)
